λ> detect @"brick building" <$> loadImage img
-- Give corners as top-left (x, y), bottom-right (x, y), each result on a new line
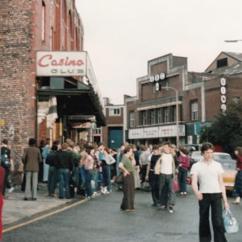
top-left (0, 0), bottom-right (105, 161)
top-left (124, 52), bottom-right (242, 146)
top-left (101, 98), bottom-right (124, 149)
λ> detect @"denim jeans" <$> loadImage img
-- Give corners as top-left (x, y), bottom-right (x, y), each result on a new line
top-left (102, 165), bottom-right (111, 191)
top-left (58, 169), bottom-right (70, 199)
top-left (159, 174), bottom-right (175, 207)
top-left (199, 193), bottom-right (227, 242)
top-left (48, 166), bottom-right (58, 196)
top-left (84, 169), bottom-right (93, 197)
top-left (178, 167), bottom-right (188, 193)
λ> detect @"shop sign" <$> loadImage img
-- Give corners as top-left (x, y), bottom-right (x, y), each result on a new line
top-left (129, 128), bottom-right (144, 139)
top-left (143, 127), bottom-right (159, 138)
top-left (36, 51), bottom-right (87, 76)
top-left (159, 125), bottom-right (185, 137)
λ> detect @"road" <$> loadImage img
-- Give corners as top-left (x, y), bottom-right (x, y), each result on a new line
top-left (3, 188), bottom-right (242, 242)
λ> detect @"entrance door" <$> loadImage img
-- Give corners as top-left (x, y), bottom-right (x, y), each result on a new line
top-left (108, 127), bottom-right (123, 149)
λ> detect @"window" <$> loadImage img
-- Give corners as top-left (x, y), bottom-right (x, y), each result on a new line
top-left (41, 1), bottom-right (46, 41)
top-left (164, 107), bottom-right (169, 123)
top-left (157, 108), bottom-right (162, 124)
top-left (217, 58), bottom-right (228, 68)
top-left (150, 109), bottom-right (156, 125)
top-left (109, 108), bottom-right (121, 116)
top-left (170, 106), bottom-right (176, 122)
top-left (129, 112), bottom-right (135, 128)
top-left (191, 101), bottom-right (198, 121)
top-left (140, 110), bottom-right (148, 125)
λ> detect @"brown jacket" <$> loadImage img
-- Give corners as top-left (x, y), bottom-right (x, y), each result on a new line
top-left (22, 147), bottom-right (42, 172)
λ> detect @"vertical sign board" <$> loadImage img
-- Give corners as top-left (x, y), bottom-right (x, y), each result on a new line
top-left (220, 77), bottom-right (227, 113)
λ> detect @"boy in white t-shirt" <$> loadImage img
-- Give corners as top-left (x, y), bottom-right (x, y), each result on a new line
top-left (191, 143), bottom-right (229, 242)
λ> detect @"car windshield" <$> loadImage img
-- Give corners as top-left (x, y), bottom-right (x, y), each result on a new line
top-left (213, 153), bottom-right (236, 170)
top-left (191, 151), bottom-right (202, 160)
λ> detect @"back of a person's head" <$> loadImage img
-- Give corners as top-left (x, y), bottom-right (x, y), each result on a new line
top-left (61, 143), bottom-right (69, 150)
top-left (201, 142), bottom-right (214, 154)
top-left (29, 138), bottom-right (36, 146)
top-left (51, 144), bottom-right (58, 151)
top-left (2, 139), bottom-right (8, 145)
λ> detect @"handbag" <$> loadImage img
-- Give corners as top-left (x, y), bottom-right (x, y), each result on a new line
top-left (223, 208), bottom-right (239, 233)
top-left (172, 176), bottom-right (180, 192)
top-left (105, 155), bottom-right (116, 165)
top-left (114, 174), bottom-right (123, 184)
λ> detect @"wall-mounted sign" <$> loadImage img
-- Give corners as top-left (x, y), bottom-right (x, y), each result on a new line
top-left (128, 124), bottom-right (185, 139)
top-left (36, 51), bottom-right (87, 76)
top-left (149, 72), bottom-right (166, 83)
top-left (220, 77), bottom-right (227, 112)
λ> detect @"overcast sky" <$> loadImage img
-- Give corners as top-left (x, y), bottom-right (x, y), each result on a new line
top-left (76, 0), bottom-right (242, 104)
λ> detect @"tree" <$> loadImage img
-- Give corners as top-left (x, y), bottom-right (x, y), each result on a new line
top-left (200, 100), bottom-right (242, 154)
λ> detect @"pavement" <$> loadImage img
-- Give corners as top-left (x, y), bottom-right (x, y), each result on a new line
top-left (2, 184), bottom-right (82, 229)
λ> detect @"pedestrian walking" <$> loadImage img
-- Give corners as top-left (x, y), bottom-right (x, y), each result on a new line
top-left (22, 138), bottom-right (42, 201)
top-left (155, 142), bottom-right (176, 213)
top-left (177, 147), bottom-right (190, 195)
top-left (233, 146), bottom-right (242, 204)
top-left (191, 142), bottom-right (229, 242)
top-left (146, 145), bottom-right (161, 206)
top-left (119, 146), bottom-right (136, 211)
top-left (0, 166), bottom-right (5, 241)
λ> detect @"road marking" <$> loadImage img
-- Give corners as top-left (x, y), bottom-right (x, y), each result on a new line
top-left (3, 199), bottom-right (87, 233)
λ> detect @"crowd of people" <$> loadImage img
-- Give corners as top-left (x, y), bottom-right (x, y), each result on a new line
top-left (1, 138), bottom-right (242, 241)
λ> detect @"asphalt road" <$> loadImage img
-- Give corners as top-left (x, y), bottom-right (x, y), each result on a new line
top-left (3, 188), bottom-right (242, 242)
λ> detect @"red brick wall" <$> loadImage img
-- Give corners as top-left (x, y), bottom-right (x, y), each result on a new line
top-left (0, 0), bottom-right (36, 160)
top-left (0, 0), bottom-right (84, 161)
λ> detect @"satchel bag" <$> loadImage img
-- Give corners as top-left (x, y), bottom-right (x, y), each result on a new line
top-left (223, 208), bottom-right (239, 234)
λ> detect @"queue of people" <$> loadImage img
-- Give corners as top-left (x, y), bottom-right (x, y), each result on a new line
top-left (1, 139), bottom-right (241, 242)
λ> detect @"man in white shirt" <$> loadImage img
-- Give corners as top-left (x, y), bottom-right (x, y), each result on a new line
top-left (156, 142), bottom-right (176, 213)
top-left (191, 143), bottom-right (229, 242)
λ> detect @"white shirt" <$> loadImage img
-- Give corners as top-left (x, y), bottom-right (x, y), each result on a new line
top-left (160, 153), bottom-right (173, 175)
top-left (191, 159), bottom-right (224, 193)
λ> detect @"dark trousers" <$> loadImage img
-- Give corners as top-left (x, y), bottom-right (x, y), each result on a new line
top-left (140, 164), bottom-right (148, 184)
top-left (178, 167), bottom-right (188, 193)
top-left (149, 172), bottom-right (159, 205)
top-left (159, 174), bottom-right (175, 207)
top-left (121, 173), bottom-right (135, 210)
top-left (199, 193), bottom-right (227, 242)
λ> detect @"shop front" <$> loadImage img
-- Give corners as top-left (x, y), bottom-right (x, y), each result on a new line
top-left (36, 51), bottom-right (105, 144)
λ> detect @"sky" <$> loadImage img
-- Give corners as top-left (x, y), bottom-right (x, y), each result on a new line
top-left (76, 0), bottom-right (242, 104)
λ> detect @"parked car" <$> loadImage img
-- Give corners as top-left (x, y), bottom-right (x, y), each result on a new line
top-left (190, 150), bottom-right (202, 166)
top-left (213, 152), bottom-right (237, 191)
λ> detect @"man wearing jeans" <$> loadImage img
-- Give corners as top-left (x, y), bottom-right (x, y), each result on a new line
top-left (191, 143), bottom-right (229, 242)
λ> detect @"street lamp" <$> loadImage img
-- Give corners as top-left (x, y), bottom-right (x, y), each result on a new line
top-left (224, 39), bottom-right (242, 43)
top-left (163, 86), bottom-right (179, 147)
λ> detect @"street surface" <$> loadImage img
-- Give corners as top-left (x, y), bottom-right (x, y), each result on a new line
top-left (3, 188), bottom-right (242, 242)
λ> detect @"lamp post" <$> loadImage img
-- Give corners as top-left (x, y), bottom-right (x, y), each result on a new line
top-left (224, 39), bottom-right (242, 43)
top-left (163, 86), bottom-right (179, 147)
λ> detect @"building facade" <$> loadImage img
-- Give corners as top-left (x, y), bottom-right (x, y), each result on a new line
top-left (124, 52), bottom-right (242, 146)
top-left (98, 98), bottom-right (124, 149)
top-left (0, 0), bottom-right (105, 161)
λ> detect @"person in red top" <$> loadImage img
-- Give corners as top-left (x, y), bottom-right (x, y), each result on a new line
top-left (0, 166), bottom-right (5, 241)
top-left (177, 147), bottom-right (190, 196)
top-left (233, 147), bottom-right (242, 204)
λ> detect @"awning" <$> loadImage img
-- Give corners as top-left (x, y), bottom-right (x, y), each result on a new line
top-left (37, 86), bottom-right (105, 127)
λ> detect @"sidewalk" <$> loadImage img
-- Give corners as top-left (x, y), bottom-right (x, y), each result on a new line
top-left (3, 184), bottom-right (80, 228)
